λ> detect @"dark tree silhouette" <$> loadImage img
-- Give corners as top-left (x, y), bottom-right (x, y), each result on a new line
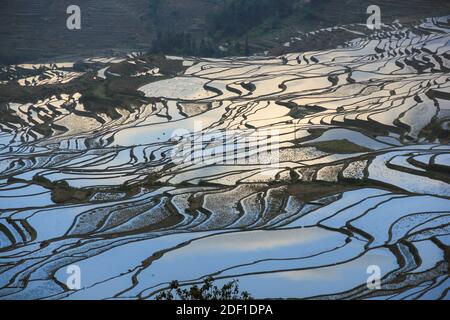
top-left (155, 277), bottom-right (253, 301)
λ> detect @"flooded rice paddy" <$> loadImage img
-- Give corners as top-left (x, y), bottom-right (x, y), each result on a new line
top-left (0, 17), bottom-right (449, 300)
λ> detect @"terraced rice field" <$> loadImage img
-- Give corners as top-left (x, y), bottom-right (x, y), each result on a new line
top-left (0, 17), bottom-right (449, 300)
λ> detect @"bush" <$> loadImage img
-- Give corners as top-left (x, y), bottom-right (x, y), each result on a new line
top-left (155, 277), bottom-right (253, 300)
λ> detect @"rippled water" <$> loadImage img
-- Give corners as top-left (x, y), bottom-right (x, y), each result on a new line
top-left (0, 17), bottom-right (449, 300)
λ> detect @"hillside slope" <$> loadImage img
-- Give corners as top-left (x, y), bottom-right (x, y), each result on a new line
top-left (0, 0), bottom-right (449, 63)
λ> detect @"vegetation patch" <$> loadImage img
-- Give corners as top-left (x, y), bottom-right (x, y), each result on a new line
top-left (156, 277), bottom-right (252, 300)
top-left (31, 176), bottom-right (92, 204)
top-left (419, 119), bottom-right (450, 144)
top-left (307, 139), bottom-right (372, 154)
